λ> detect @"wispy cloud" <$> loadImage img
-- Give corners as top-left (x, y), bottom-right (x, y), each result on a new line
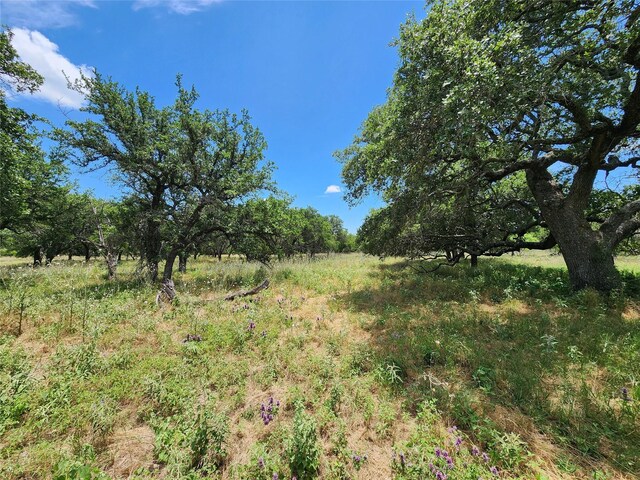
top-left (9, 28), bottom-right (92, 109)
top-left (324, 185), bottom-right (341, 194)
top-left (0, 0), bottom-right (96, 29)
top-left (132, 0), bottom-right (223, 15)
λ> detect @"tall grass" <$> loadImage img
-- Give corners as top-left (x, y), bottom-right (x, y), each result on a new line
top-left (0, 253), bottom-right (637, 479)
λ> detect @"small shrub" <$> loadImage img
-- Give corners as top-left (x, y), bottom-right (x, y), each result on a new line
top-left (374, 361), bottom-right (405, 387)
top-left (153, 406), bottom-right (229, 476)
top-left (52, 343), bottom-right (102, 379)
top-left (52, 460), bottom-right (109, 480)
top-left (287, 401), bottom-right (320, 479)
top-left (189, 408), bottom-right (229, 471)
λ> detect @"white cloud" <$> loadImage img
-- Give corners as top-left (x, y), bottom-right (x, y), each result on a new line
top-left (324, 185), bottom-right (341, 194)
top-left (9, 28), bottom-right (92, 109)
top-left (0, 0), bottom-right (96, 29)
top-left (132, 0), bottom-right (222, 15)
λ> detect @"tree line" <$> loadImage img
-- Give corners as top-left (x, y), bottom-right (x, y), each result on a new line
top-left (3, 0), bottom-right (640, 295)
top-left (0, 29), bottom-right (356, 291)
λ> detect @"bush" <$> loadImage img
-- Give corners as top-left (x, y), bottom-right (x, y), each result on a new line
top-left (287, 401), bottom-right (320, 479)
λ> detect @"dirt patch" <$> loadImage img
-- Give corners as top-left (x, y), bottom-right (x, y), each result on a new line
top-left (107, 425), bottom-right (155, 479)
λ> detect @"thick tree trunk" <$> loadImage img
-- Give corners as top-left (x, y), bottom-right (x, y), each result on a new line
top-left (560, 237), bottom-right (619, 291)
top-left (143, 195), bottom-right (163, 282)
top-left (163, 250), bottom-right (178, 282)
top-left (144, 226), bottom-right (160, 282)
top-left (45, 254), bottom-right (54, 265)
top-left (178, 253), bottom-right (187, 273)
top-left (527, 168), bottom-right (621, 292)
top-left (33, 248), bottom-right (43, 267)
top-left (470, 254), bottom-right (478, 268)
top-left (157, 251), bottom-right (178, 303)
top-left (68, 253), bottom-right (73, 261)
top-left (84, 244), bottom-right (91, 262)
top-left (117, 251), bottom-right (122, 262)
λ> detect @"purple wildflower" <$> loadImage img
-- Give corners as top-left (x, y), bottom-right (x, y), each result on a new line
top-left (260, 397), bottom-right (280, 425)
top-left (622, 387), bottom-right (631, 402)
top-left (482, 452), bottom-right (490, 463)
top-left (435, 470), bottom-right (448, 480)
top-left (273, 473), bottom-right (279, 480)
top-left (472, 446), bottom-right (480, 456)
top-left (248, 321), bottom-right (256, 331)
top-left (446, 456), bottom-right (454, 469)
top-left (258, 457), bottom-right (264, 469)
top-left (490, 466), bottom-right (499, 476)
top-left (435, 448), bottom-right (442, 458)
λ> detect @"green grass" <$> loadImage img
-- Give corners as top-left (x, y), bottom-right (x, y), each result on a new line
top-left (0, 253), bottom-right (638, 479)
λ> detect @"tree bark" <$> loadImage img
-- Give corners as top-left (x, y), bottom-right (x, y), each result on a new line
top-left (470, 254), bottom-right (478, 268)
top-left (33, 248), bottom-right (43, 267)
top-left (527, 168), bottom-right (621, 291)
top-left (144, 219), bottom-right (161, 282)
top-left (156, 250), bottom-right (179, 303)
top-left (163, 250), bottom-right (178, 281)
top-left (178, 253), bottom-right (187, 273)
top-left (84, 244), bottom-right (91, 262)
top-left (144, 193), bottom-right (164, 282)
top-left (559, 235), bottom-right (620, 291)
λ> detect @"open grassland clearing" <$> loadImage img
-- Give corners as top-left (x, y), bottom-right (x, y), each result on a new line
top-left (0, 253), bottom-right (639, 479)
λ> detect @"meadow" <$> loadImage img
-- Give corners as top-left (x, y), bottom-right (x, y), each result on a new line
top-left (0, 253), bottom-right (638, 479)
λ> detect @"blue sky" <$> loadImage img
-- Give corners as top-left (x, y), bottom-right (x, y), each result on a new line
top-left (1, 0), bottom-right (424, 233)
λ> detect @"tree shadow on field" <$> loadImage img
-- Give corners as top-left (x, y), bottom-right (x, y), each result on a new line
top-left (336, 259), bottom-right (640, 476)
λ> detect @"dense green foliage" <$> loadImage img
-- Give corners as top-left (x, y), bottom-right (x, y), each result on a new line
top-left (339, 0), bottom-right (640, 291)
top-left (0, 29), bottom-right (68, 237)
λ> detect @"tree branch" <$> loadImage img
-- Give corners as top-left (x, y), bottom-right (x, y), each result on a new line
top-left (600, 199), bottom-right (640, 248)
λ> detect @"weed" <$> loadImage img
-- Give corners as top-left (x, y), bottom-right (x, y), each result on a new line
top-left (287, 401), bottom-right (320, 480)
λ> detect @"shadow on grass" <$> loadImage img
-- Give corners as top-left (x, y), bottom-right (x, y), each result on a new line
top-left (337, 259), bottom-right (640, 476)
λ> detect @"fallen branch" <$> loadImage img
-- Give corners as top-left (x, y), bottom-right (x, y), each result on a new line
top-left (224, 279), bottom-right (269, 301)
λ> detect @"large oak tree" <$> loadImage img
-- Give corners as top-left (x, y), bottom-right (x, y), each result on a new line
top-left (339, 0), bottom-right (640, 291)
top-left (57, 73), bottom-right (274, 285)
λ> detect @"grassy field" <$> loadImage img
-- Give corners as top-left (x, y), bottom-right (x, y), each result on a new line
top-left (0, 253), bottom-right (638, 479)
